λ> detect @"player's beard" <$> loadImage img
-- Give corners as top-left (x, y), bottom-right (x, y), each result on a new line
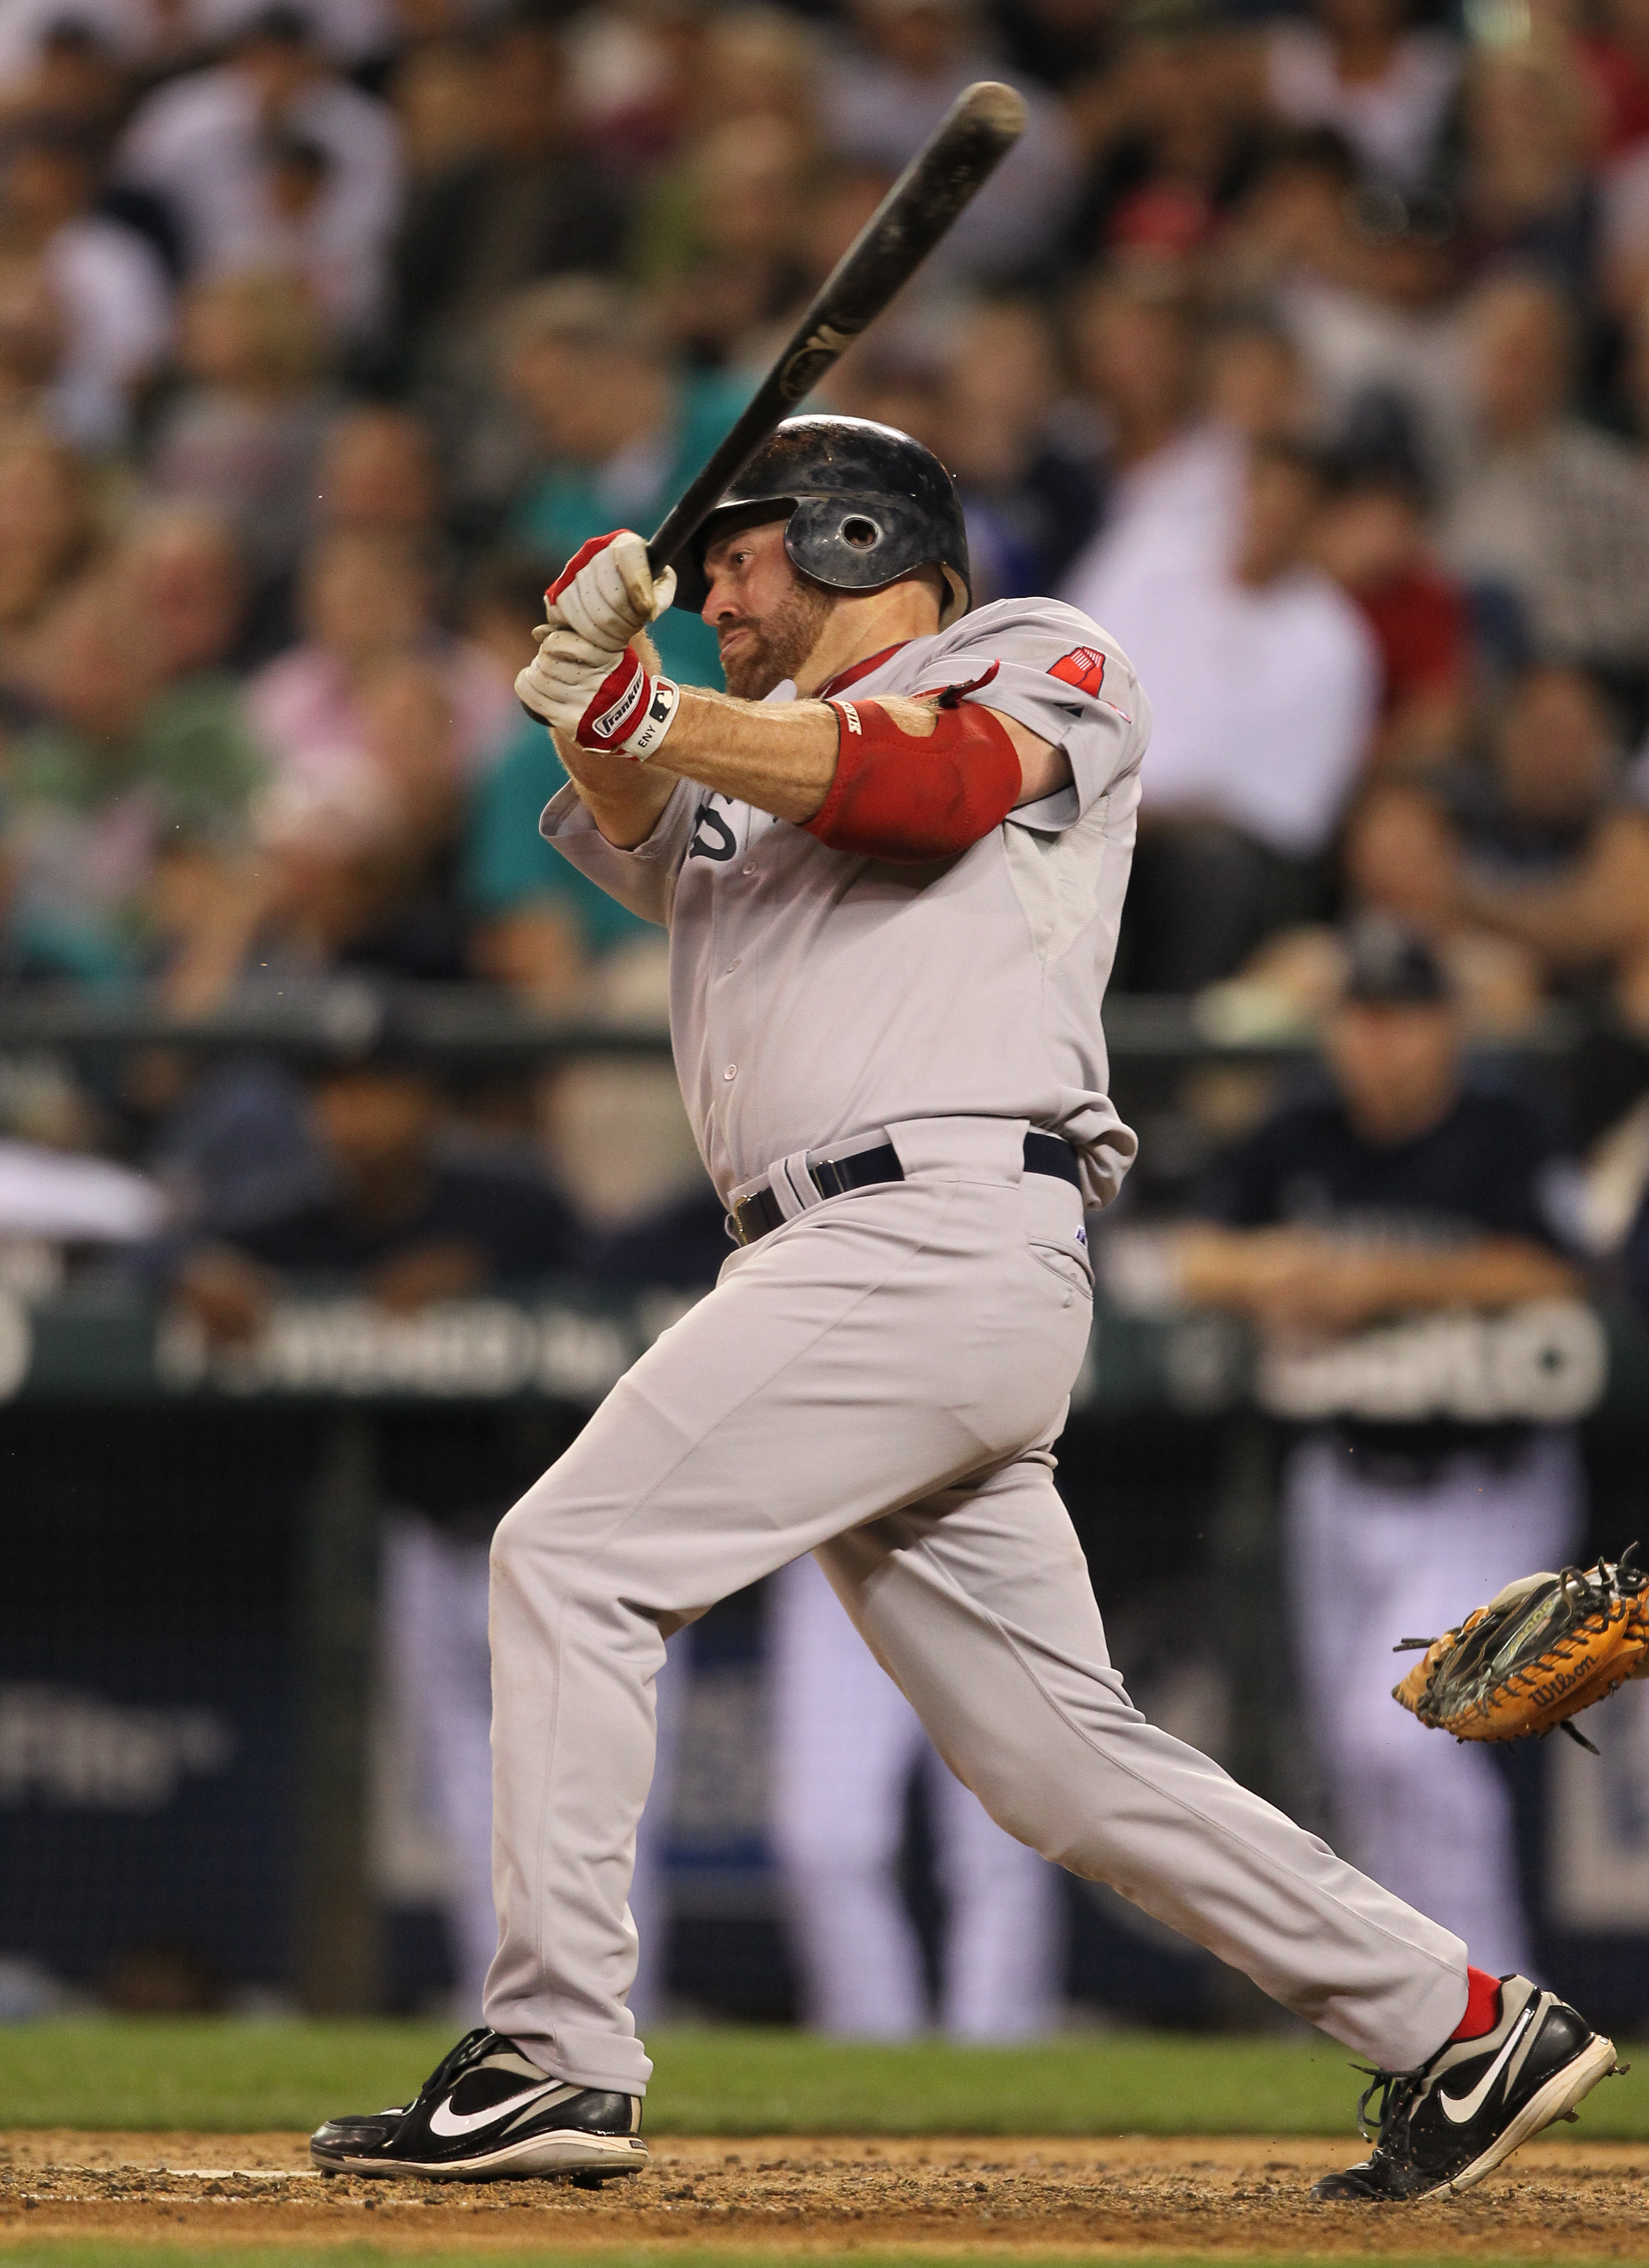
top-left (718, 577), bottom-right (834, 701)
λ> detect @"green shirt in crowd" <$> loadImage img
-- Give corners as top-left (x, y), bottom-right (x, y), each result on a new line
top-left (3, 672), bottom-right (265, 983)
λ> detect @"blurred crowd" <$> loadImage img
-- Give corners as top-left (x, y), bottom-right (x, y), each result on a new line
top-left (0, 0), bottom-right (1642, 1048)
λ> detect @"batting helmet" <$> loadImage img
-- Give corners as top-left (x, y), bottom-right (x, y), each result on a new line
top-left (672, 415), bottom-right (971, 628)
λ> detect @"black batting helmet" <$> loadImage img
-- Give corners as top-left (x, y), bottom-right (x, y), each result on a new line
top-left (672, 415), bottom-right (971, 628)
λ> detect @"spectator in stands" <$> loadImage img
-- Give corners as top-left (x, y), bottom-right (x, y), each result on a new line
top-left (1450, 663), bottom-right (1649, 1029)
top-left (248, 527), bottom-right (513, 827)
top-left (1178, 920), bottom-right (1585, 1975)
top-left (1310, 455), bottom-right (1469, 774)
top-left (261, 652), bottom-right (473, 982)
top-left (822, 0), bottom-right (1078, 281)
top-left (1234, 781), bottom-right (1545, 1033)
top-left (499, 274), bottom-right (746, 688)
top-left (0, 252), bottom-right (68, 435)
top-left (387, 29), bottom-right (487, 188)
top-left (0, 567), bottom-right (264, 997)
top-left (632, 115), bottom-right (812, 372)
top-left (1459, 34), bottom-right (1600, 297)
top-left (1060, 265), bottom-right (1242, 601)
top-left (1084, 437), bottom-right (1379, 990)
top-left (1439, 275), bottom-right (1649, 685)
top-left (1202, 315), bottom-right (1312, 451)
top-left (0, 430), bottom-right (96, 685)
top-left (115, 4), bottom-right (403, 333)
top-left (1065, 0), bottom-right (1258, 269)
top-left (1231, 135), bottom-right (1471, 495)
top-left (314, 399), bottom-right (439, 539)
top-left (0, 120), bottom-right (173, 451)
top-left (0, 17), bottom-right (134, 144)
top-left (143, 267), bottom-right (335, 593)
top-left (1257, 0), bottom-right (1460, 190)
top-left (937, 295), bottom-right (1102, 602)
top-left (389, 0), bottom-right (625, 377)
top-left (115, 506), bottom-right (248, 682)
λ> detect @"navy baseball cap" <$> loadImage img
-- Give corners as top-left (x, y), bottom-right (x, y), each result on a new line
top-left (1341, 917), bottom-right (1449, 1005)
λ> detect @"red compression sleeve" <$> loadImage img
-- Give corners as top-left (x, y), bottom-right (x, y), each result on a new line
top-left (805, 698), bottom-right (1022, 863)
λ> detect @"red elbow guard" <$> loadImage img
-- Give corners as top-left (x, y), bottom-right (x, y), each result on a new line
top-left (806, 698), bottom-right (1022, 863)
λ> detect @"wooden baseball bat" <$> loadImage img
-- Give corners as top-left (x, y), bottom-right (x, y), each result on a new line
top-left (645, 79), bottom-right (1027, 579)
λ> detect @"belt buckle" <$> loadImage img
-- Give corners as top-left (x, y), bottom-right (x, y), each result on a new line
top-left (733, 1186), bottom-right (784, 1246)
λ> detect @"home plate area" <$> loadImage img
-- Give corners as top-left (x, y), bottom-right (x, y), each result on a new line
top-left (3, 2131), bottom-right (1649, 2254)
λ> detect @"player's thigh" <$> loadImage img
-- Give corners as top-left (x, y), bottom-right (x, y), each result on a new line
top-left (770, 1554), bottom-right (925, 1862)
top-left (493, 1176), bottom-right (1091, 1623)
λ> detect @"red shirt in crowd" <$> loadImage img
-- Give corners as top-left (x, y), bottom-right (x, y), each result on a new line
top-left (1355, 569), bottom-right (1469, 720)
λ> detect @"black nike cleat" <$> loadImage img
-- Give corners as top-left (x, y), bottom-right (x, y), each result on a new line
top-left (310, 2027), bottom-right (647, 2182)
top-left (1312, 1974), bottom-right (1620, 2202)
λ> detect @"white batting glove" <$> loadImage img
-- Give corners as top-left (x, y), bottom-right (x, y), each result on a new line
top-left (543, 529), bottom-right (677, 651)
top-left (516, 624), bottom-right (681, 761)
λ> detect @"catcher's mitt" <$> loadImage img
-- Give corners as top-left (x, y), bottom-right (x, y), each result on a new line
top-left (1392, 1547), bottom-right (1649, 1752)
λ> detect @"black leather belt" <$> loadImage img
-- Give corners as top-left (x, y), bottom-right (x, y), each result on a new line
top-left (730, 1131), bottom-right (1080, 1247)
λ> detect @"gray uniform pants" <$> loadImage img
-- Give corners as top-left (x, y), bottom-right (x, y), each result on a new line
top-left (484, 1165), bottom-right (1468, 2093)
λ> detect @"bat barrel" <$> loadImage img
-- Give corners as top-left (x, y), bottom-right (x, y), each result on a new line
top-left (646, 79), bottom-right (1026, 581)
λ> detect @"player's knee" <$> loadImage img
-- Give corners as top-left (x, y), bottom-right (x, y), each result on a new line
top-left (488, 1483), bottom-right (584, 1594)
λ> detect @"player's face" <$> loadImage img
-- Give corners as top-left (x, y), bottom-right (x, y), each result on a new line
top-left (1325, 1000), bottom-right (1460, 1144)
top-left (701, 516), bottom-right (832, 700)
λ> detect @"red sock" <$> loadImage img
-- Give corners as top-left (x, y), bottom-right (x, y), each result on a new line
top-left (1450, 1966), bottom-right (1503, 2041)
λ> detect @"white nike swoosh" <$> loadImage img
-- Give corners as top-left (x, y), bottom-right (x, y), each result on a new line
top-left (1438, 2005), bottom-right (1537, 2125)
top-left (428, 2079), bottom-right (568, 2139)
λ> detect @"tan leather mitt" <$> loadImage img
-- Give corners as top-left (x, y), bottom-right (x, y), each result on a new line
top-left (1392, 1548), bottom-right (1649, 1753)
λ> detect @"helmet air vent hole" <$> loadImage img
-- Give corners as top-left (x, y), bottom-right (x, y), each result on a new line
top-left (840, 515), bottom-right (881, 549)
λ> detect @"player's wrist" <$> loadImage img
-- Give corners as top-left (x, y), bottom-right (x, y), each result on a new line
top-left (578, 656), bottom-right (682, 761)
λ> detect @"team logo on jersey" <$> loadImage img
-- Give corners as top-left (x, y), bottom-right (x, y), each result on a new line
top-left (689, 797), bottom-right (737, 861)
top-left (1048, 646), bottom-right (1106, 697)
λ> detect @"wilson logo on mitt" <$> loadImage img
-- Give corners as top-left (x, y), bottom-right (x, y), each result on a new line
top-left (1392, 1548), bottom-right (1649, 1753)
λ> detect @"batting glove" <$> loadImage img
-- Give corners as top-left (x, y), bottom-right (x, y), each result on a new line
top-left (544, 529), bottom-right (677, 649)
top-left (517, 624), bottom-right (682, 760)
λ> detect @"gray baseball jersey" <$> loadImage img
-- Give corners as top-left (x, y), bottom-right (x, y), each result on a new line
top-left (539, 597), bottom-right (1150, 1209)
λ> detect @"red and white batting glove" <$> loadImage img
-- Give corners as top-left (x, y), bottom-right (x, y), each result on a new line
top-left (519, 625), bottom-right (682, 758)
top-left (516, 528), bottom-right (682, 758)
top-left (544, 528), bottom-right (676, 645)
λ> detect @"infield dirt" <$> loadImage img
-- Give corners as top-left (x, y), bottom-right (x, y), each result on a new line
top-left (1, 2131), bottom-right (1646, 2255)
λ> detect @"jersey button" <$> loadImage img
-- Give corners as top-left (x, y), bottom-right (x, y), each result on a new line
top-left (723, 1063), bottom-right (737, 1081)
top-left (741, 862), bottom-right (756, 875)
top-left (725, 959), bottom-right (740, 974)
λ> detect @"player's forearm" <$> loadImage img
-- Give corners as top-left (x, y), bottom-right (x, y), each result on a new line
top-left (650, 688), bottom-right (839, 823)
top-left (553, 689), bottom-right (839, 839)
top-left (551, 728), bottom-right (680, 850)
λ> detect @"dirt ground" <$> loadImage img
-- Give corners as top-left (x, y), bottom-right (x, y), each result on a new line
top-left (1, 2131), bottom-right (1647, 2255)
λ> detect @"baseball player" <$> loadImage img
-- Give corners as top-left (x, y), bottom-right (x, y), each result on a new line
top-left (312, 416), bottom-right (1616, 2202)
top-left (1182, 920), bottom-right (1590, 1977)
